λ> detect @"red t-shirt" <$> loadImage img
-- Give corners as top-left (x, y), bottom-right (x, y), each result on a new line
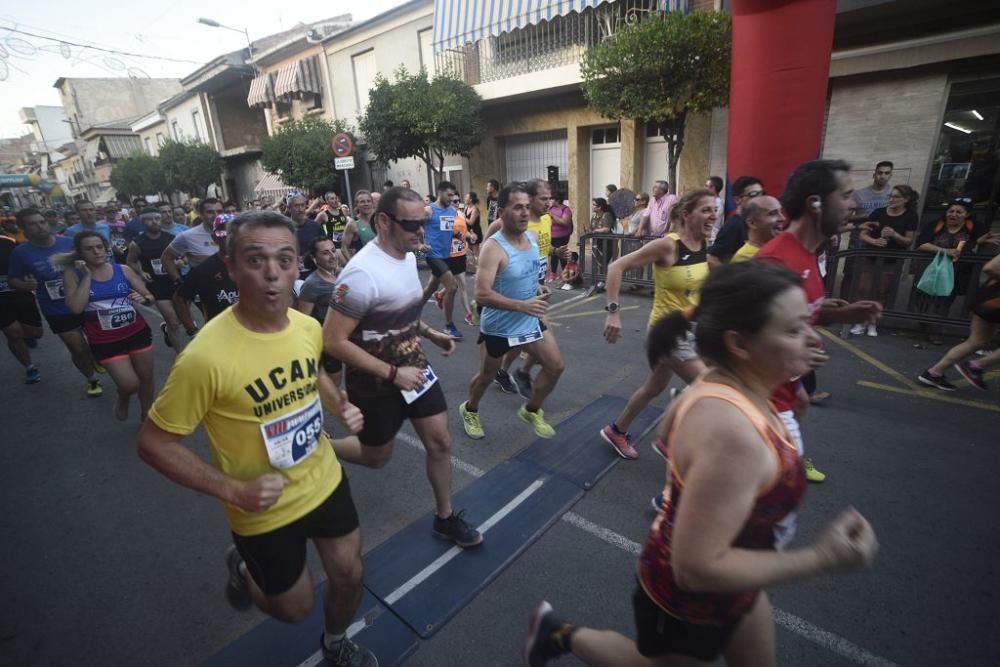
top-left (754, 232), bottom-right (826, 412)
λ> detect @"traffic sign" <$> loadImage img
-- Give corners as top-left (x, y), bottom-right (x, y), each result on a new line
top-left (334, 156), bottom-right (355, 170)
top-left (331, 133), bottom-right (353, 158)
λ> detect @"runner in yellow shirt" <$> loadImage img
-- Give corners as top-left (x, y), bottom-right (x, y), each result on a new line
top-left (137, 211), bottom-right (378, 667)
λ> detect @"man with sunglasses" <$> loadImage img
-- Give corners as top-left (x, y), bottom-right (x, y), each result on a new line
top-left (707, 175), bottom-right (765, 268)
top-left (324, 187), bottom-right (483, 549)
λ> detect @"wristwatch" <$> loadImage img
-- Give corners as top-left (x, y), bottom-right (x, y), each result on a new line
top-left (604, 302), bottom-right (620, 313)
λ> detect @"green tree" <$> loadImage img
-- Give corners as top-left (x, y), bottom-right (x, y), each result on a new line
top-left (581, 11), bottom-right (731, 189)
top-left (360, 68), bottom-right (483, 193)
top-left (110, 152), bottom-right (165, 200)
top-left (158, 140), bottom-right (223, 198)
top-left (260, 116), bottom-right (351, 195)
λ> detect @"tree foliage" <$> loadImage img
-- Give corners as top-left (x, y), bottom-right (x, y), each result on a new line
top-left (110, 152), bottom-right (166, 200)
top-left (158, 140), bottom-right (223, 198)
top-left (360, 68), bottom-right (483, 193)
top-left (260, 116), bottom-right (351, 195)
top-left (581, 11), bottom-right (731, 188)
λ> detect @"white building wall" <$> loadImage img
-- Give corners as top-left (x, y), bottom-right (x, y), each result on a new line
top-left (162, 94), bottom-right (212, 146)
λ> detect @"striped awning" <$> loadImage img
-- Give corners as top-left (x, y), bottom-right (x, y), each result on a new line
top-left (432, 0), bottom-right (688, 53)
top-left (247, 72), bottom-right (276, 108)
top-left (274, 55), bottom-right (323, 99)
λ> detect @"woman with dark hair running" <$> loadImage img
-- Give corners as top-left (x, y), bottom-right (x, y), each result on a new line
top-left (599, 189), bottom-right (715, 466)
top-left (62, 230), bottom-right (156, 421)
top-left (524, 262), bottom-right (879, 667)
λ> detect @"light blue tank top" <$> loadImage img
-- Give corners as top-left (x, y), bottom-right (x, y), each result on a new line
top-left (481, 232), bottom-right (542, 338)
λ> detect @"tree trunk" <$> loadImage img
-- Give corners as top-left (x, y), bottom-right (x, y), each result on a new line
top-left (660, 110), bottom-right (687, 194)
top-left (423, 148), bottom-right (434, 196)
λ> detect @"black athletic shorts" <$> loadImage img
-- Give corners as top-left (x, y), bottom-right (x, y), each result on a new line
top-left (231, 476), bottom-right (359, 596)
top-left (427, 256), bottom-right (465, 277)
top-left (0, 293), bottom-right (42, 329)
top-left (148, 279), bottom-right (176, 302)
top-left (477, 323), bottom-right (547, 359)
top-left (349, 380), bottom-right (447, 446)
top-left (633, 585), bottom-right (742, 662)
top-left (321, 352), bottom-right (343, 374)
top-left (88, 325), bottom-right (153, 363)
top-left (43, 312), bottom-right (84, 335)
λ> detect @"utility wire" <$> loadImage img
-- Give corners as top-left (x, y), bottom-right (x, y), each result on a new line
top-left (0, 25), bottom-right (204, 65)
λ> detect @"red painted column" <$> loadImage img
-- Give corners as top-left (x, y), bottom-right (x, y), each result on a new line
top-left (727, 0), bottom-right (837, 199)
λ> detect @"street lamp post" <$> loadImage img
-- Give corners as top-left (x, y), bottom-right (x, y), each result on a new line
top-left (197, 17), bottom-right (253, 59)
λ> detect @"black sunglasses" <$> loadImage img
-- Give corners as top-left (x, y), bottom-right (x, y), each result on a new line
top-left (743, 190), bottom-right (764, 199)
top-left (385, 213), bottom-right (424, 233)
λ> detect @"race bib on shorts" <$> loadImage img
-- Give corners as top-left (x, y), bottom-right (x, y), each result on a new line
top-left (536, 258), bottom-right (545, 283)
top-left (259, 397), bottom-right (324, 470)
top-left (452, 238), bottom-right (465, 254)
top-left (44, 279), bottom-right (65, 300)
top-left (439, 216), bottom-right (455, 232)
top-left (401, 365), bottom-right (438, 405)
top-left (150, 259), bottom-right (166, 276)
top-left (508, 328), bottom-right (543, 347)
top-left (97, 306), bottom-right (137, 331)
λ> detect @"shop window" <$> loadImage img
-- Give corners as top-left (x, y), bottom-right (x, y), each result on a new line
top-left (927, 77), bottom-right (1000, 211)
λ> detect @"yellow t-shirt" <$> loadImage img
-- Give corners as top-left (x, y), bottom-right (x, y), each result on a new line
top-left (527, 214), bottom-right (553, 260)
top-left (730, 242), bottom-right (760, 263)
top-left (148, 308), bottom-right (342, 536)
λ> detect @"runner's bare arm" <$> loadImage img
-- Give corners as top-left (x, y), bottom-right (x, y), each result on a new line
top-left (125, 241), bottom-right (147, 280)
top-left (137, 421), bottom-right (286, 513)
top-left (121, 264), bottom-right (155, 303)
top-left (605, 236), bottom-right (675, 304)
top-left (161, 245), bottom-right (182, 283)
top-left (339, 222), bottom-right (356, 259)
top-left (485, 220), bottom-right (503, 240)
top-left (62, 267), bottom-right (91, 314)
top-left (323, 310), bottom-right (396, 382)
top-left (172, 290), bottom-right (198, 332)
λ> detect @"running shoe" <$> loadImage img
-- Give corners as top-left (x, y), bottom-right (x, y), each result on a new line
top-left (514, 368), bottom-right (533, 399)
top-left (160, 322), bottom-right (173, 348)
top-left (849, 324), bottom-right (865, 336)
top-left (86, 379), bottom-right (103, 397)
top-left (25, 364), bottom-right (41, 385)
top-left (24, 336), bottom-right (38, 349)
top-left (804, 458), bottom-right (826, 483)
top-left (917, 370), bottom-right (957, 392)
top-left (224, 545), bottom-right (253, 611)
top-left (433, 289), bottom-right (444, 310)
top-left (320, 634), bottom-right (379, 667)
top-left (494, 369), bottom-right (519, 394)
top-left (464, 312), bottom-right (475, 326)
top-left (955, 361), bottom-right (987, 391)
top-left (432, 509), bottom-right (483, 548)
top-left (669, 386), bottom-right (685, 400)
top-left (459, 401), bottom-right (485, 439)
top-left (523, 600), bottom-right (571, 667)
top-left (651, 436), bottom-right (669, 461)
top-left (518, 405), bottom-right (555, 438)
top-left (599, 424), bottom-right (637, 460)
top-left (651, 493), bottom-right (666, 513)
top-left (93, 363), bottom-right (107, 374)
top-left (866, 324), bottom-right (878, 337)
top-left (445, 322), bottom-right (463, 340)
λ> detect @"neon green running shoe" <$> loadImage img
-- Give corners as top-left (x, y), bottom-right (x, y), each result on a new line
top-left (518, 405), bottom-right (554, 439)
top-left (459, 401), bottom-right (485, 439)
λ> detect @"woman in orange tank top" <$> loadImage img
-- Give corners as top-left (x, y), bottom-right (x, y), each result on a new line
top-left (525, 262), bottom-right (879, 667)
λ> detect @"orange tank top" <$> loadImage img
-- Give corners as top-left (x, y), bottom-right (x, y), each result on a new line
top-left (638, 380), bottom-right (806, 626)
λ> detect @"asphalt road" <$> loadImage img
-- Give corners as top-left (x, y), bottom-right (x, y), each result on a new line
top-left (1, 283), bottom-right (998, 667)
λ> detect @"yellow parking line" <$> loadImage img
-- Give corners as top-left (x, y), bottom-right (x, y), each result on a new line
top-left (857, 380), bottom-right (1000, 412)
top-left (548, 305), bottom-right (640, 321)
top-left (818, 328), bottom-right (919, 390)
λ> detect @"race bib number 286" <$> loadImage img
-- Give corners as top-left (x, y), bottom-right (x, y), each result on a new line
top-left (259, 397), bottom-right (324, 469)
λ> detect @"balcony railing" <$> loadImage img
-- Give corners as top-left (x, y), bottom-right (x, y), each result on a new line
top-left (434, 0), bottom-right (666, 86)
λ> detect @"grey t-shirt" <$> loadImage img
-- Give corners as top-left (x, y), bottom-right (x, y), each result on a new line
top-left (852, 186), bottom-right (891, 218)
top-left (298, 271), bottom-right (338, 324)
top-left (167, 224), bottom-right (218, 267)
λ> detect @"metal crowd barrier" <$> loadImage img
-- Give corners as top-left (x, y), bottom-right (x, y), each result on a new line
top-left (576, 232), bottom-right (995, 330)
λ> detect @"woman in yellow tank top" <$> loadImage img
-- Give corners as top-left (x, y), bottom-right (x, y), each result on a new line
top-left (598, 189), bottom-right (716, 461)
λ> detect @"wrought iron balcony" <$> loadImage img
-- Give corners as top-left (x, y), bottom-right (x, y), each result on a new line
top-left (434, 0), bottom-right (668, 86)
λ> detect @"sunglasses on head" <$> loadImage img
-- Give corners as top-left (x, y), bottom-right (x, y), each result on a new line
top-left (385, 213), bottom-right (423, 233)
top-left (952, 196), bottom-right (973, 206)
top-left (744, 190), bottom-right (764, 199)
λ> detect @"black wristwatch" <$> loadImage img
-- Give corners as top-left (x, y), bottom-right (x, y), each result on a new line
top-left (605, 302), bottom-right (620, 313)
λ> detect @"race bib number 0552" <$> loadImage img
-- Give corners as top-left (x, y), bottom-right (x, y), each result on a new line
top-left (259, 397), bottom-right (324, 469)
